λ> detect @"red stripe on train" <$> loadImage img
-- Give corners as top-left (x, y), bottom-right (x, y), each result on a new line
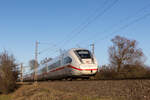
top-left (67, 65), bottom-right (98, 71)
top-left (50, 65), bottom-right (98, 72)
top-left (50, 67), bottom-right (65, 72)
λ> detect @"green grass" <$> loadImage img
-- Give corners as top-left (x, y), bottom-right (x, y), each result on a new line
top-left (0, 95), bottom-right (11, 100)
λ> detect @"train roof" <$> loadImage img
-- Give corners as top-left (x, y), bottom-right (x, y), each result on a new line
top-left (68, 48), bottom-right (89, 52)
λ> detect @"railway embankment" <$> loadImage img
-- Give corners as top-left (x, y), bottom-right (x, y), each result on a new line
top-left (0, 80), bottom-right (150, 100)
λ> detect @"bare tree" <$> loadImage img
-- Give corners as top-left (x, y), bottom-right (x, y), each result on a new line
top-left (0, 51), bottom-right (18, 94)
top-left (109, 36), bottom-right (145, 72)
top-left (29, 59), bottom-right (39, 70)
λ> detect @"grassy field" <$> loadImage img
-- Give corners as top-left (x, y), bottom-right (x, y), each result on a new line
top-left (0, 80), bottom-right (150, 100)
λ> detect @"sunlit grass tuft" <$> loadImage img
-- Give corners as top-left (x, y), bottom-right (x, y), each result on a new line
top-left (0, 95), bottom-right (11, 100)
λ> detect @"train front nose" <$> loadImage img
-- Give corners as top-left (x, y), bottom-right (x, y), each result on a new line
top-left (79, 64), bottom-right (98, 75)
top-left (72, 49), bottom-right (98, 76)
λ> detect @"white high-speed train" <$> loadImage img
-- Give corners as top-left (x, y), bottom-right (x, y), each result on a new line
top-left (24, 48), bottom-right (98, 81)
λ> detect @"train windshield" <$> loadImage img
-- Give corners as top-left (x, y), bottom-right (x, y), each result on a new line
top-left (76, 50), bottom-right (91, 59)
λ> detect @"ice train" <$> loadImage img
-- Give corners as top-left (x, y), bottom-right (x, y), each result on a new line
top-left (24, 48), bottom-right (98, 81)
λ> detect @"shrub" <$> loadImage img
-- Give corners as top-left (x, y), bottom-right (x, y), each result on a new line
top-left (120, 64), bottom-right (147, 79)
top-left (145, 67), bottom-right (150, 78)
top-left (0, 51), bottom-right (18, 94)
top-left (95, 64), bottom-right (149, 80)
top-left (95, 65), bottom-right (118, 79)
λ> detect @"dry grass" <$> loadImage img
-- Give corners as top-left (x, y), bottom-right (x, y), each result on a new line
top-left (1, 80), bottom-right (150, 100)
top-left (0, 94), bottom-right (11, 100)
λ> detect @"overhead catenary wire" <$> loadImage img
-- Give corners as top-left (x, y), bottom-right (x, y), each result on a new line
top-left (36, 42), bottom-right (60, 62)
top-left (54, 0), bottom-right (110, 48)
top-left (34, 0), bottom-right (110, 59)
top-left (118, 3), bottom-right (150, 23)
top-left (38, 44), bottom-right (59, 55)
top-left (37, 0), bottom-right (119, 61)
top-left (94, 11), bottom-right (150, 45)
top-left (35, 0), bottom-right (118, 58)
top-left (36, 0), bottom-right (109, 57)
top-left (78, 2), bottom-right (150, 46)
top-left (62, 0), bottom-right (119, 49)
top-left (58, 0), bottom-right (119, 49)
top-left (39, 49), bottom-right (59, 61)
top-left (44, 49), bottom-right (59, 58)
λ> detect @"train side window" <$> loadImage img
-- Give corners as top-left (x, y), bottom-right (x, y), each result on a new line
top-left (64, 57), bottom-right (72, 65)
top-left (48, 60), bottom-right (61, 70)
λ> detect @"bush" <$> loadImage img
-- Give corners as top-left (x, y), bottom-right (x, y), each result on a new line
top-left (95, 65), bottom-right (118, 79)
top-left (120, 65), bottom-right (147, 79)
top-left (95, 64), bottom-right (149, 80)
top-left (0, 51), bottom-right (18, 94)
top-left (145, 67), bottom-right (150, 78)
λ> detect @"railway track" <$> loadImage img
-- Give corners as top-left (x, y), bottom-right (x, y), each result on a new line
top-left (20, 78), bottom-right (150, 84)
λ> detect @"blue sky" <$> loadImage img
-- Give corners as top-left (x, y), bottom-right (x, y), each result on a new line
top-left (0, 0), bottom-right (150, 67)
